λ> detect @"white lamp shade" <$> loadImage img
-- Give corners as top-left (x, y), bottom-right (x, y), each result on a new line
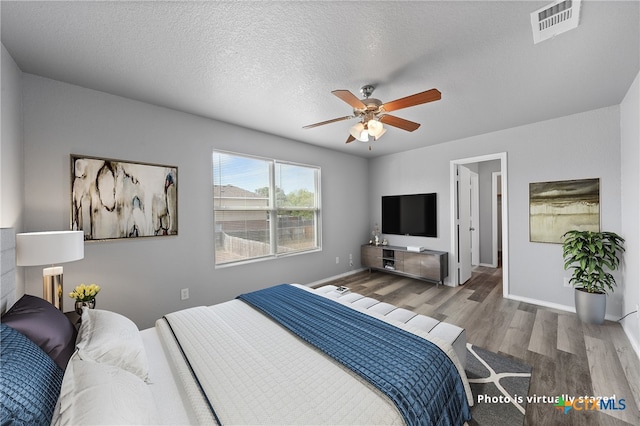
top-left (373, 127), bottom-right (387, 141)
top-left (16, 231), bottom-right (84, 266)
top-left (349, 122), bottom-right (366, 140)
top-left (367, 119), bottom-right (384, 138)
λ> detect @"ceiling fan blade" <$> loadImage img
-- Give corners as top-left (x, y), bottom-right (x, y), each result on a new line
top-left (303, 115), bottom-right (354, 129)
top-left (381, 89), bottom-right (441, 112)
top-left (332, 90), bottom-right (367, 109)
top-left (345, 134), bottom-right (356, 144)
top-left (379, 114), bottom-right (421, 132)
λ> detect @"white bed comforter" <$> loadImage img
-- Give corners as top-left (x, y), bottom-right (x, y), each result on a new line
top-left (158, 300), bottom-right (403, 425)
top-left (156, 289), bottom-right (471, 425)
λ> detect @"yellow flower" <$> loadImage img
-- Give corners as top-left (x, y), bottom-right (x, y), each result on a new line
top-left (69, 283), bottom-right (101, 302)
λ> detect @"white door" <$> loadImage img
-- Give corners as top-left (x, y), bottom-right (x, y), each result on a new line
top-left (457, 165), bottom-right (473, 284)
top-left (450, 153), bottom-right (508, 295)
top-left (471, 171), bottom-right (480, 266)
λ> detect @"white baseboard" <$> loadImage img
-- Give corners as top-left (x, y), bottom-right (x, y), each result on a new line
top-left (478, 262), bottom-right (498, 268)
top-left (304, 268), bottom-right (366, 288)
top-left (621, 321), bottom-right (640, 360)
top-left (505, 293), bottom-right (621, 321)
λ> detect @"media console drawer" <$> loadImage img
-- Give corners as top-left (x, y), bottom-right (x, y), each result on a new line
top-left (361, 244), bottom-right (448, 286)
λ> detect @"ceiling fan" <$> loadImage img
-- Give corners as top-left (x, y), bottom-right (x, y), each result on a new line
top-left (303, 85), bottom-right (441, 148)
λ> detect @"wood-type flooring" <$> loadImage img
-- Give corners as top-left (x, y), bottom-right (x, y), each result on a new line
top-left (316, 267), bottom-right (640, 426)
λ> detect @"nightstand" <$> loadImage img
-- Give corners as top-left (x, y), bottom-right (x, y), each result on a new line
top-left (64, 311), bottom-right (81, 329)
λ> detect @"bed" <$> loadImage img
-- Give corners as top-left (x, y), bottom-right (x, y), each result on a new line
top-left (1, 280), bottom-right (473, 425)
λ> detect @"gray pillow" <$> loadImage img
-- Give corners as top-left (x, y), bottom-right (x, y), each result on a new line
top-left (1, 295), bottom-right (77, 370)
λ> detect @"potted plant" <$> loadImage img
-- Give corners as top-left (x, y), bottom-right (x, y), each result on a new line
top-left (69, 283), bottom-right (101, 315)
top-left (562, 230), bottom-right (625, 325)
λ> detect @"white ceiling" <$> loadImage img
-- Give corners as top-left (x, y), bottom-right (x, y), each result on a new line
top-left (2, 1), bottom-right (638, 158)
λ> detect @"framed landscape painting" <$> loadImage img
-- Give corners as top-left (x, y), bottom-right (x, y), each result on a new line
top-left (529, 178), bottom-right (599, 244)
top-left (71, 155), bottom-right (178, 241)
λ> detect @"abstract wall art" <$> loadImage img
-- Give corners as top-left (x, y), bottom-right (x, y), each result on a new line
top-left (71, 155), bottom-right (177, 240)
top-left (529, 178), bottom-right (599, 244)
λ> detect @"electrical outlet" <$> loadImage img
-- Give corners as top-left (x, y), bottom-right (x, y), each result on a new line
top-left (336, 256), bottom-right (340, 264)
top-left (563, 277), bottom-right (572, 288)
top-left (349, 253), bottom-right (353, 267)
top-left (181, 288), bottom-right (189, 300)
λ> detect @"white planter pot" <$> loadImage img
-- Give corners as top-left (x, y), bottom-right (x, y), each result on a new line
top-left (574, 289), bottom-right (606, 325)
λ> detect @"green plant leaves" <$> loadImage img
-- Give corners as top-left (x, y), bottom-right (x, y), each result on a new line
top-left (561, 230), bottom-right (625, 295)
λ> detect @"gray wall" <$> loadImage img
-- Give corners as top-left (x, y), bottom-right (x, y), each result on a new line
top-left (21, 74), bottom-right (370, 329)
top-left (1, 45), bottom-right (25, 300)
top-left (0, 228), bottom-right (16, 313)
top-left (1, 45), bottom-right (24, 232)
top-left (620, 70), bottom-right (640, 353)
top-left (369, 105), bottom-right (625, 317)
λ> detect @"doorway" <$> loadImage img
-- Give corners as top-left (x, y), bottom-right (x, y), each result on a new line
top-left (491, 172), bottom-right (502, 268)
top-left (456, 164), bottom-right (477, 285)
top-left (449, 153), bottom-right (509, 297)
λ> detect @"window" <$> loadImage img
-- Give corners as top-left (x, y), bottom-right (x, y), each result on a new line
top-left (213, 151), bottom-right (321, 265)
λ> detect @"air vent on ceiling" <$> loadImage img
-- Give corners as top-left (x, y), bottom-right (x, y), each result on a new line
top-left (531, 0), bottom-right (581, 44)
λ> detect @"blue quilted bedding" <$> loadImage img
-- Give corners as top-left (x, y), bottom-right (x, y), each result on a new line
top-left (1, 323), bottom-right (64, 426)
top-left (238, 284), bottom-right (471, 426)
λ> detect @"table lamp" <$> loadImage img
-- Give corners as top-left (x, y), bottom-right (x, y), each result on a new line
top-left (16, 231), bottom-right (84, 310)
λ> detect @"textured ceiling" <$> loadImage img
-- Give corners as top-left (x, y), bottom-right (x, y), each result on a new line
top-left (2, 1), bottom-right (639, 158)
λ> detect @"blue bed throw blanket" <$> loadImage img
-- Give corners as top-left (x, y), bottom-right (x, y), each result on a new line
top-left (238, 284), bottom-right (471, 426)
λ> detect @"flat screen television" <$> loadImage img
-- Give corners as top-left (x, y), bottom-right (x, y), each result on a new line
top-left (382, 193), bottom-right (437, 237)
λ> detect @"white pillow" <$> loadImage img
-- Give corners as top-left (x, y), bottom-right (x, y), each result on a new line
top-left (52, 358), bottom-right (157, 425)
top-left (76, 308), bottom-right (149, 381)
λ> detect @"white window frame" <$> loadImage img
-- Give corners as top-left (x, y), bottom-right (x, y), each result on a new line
top-left (213, 150), bottom-right (321, 267)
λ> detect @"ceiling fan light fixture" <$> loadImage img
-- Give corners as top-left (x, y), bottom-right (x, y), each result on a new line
top-left (367, 119), bottom-right (384, 138)
top-left (350, 122), bottom-right (369, 141)
top-left (373, 127), bottom-right (387, 141)
top-left (303, 85), bottom-right (441, 148)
